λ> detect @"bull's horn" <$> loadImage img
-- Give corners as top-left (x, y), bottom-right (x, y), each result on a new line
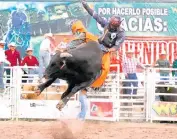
top-left (60, 52), bottom-right (73, 58)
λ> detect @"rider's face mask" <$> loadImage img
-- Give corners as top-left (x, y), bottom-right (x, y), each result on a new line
top-left (73, 31), bottom-right (81, 37)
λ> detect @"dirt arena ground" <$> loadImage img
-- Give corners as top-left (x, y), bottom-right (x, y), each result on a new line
top-left (0, 120), bottom-right (177, 139)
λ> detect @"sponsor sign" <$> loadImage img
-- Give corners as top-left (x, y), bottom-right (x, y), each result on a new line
top-left (90, 101), bottom-right (113, 118)
top-left (152, 101), bottom-right (177, 117)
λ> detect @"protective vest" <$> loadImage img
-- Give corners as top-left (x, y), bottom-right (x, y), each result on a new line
top-left (98, 26), bottom-right (118, 48)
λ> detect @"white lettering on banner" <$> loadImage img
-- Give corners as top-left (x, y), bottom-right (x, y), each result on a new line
top-left (111, 8), bottom-right (141, 16)
top-left (120, 41), bottom-right (177, 65)
top-left (97, 7), bottom-right (168, 33)
top-left (154, 18), bottom-right (164, 32)
top-left (121, 17), bottom-right (167, 32)
top-left (108, 8), bottom-right (168, 16)
top-left (128, 17), bottom-right (138, 31)
top-left (144, 18), bottom-right (153, 32)
top-left (98, 8), bottom-right (111, 15)
top-left (142, 8), bottom-right (168, 16)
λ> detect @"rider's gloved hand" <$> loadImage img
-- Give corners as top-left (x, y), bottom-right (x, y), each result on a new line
top-left (103, 48), bottom-right (110, 53)
top-left (81, 0), bottom-right (87, 5)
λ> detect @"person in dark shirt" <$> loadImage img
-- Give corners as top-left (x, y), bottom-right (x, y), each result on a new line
top-left (5, 42), bottom-right (21, 83)
top-left (21, 48), bottom-right (39, 83)
top-left (81, 0), bottom-right (125, 89)
top-left (82, 0), bottom-right (125, 52)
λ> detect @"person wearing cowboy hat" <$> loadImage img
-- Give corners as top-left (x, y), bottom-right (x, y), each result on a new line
top-left (122, 50), bottom-right (145, 98)
top-left (153, 50), bottom-right (170, 82)
top-left (0, 41), bottom-right (10, 95)
top-left (56, 38), bottom-right (69, 53)
top-left (39, 33), bottom-right (56, 82)
top-left (5, 42), bottom-right (21, 83)
top-left (21, 47), bottom-right (39, 83)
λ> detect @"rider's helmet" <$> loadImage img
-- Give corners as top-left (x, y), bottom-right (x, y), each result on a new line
top-left (109, 16), bottom-right (122, 31)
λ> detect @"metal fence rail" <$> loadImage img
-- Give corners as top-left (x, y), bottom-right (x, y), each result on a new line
top-left (0, 66), bottom-right (177, 122)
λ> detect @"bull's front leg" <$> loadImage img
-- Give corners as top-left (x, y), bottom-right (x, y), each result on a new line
top-left (56, 83), bottom-right (75, 111)
top-left (57, 79), bottom-right (94, 111)
top-left (35, 78), bottom-right (56, 96)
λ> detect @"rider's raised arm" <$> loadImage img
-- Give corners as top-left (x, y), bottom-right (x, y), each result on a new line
top-left (82, 1), bottom-right (108, 28)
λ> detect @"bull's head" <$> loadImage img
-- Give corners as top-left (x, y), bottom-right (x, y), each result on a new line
top-left (44, 52), bottom-right (73, 79)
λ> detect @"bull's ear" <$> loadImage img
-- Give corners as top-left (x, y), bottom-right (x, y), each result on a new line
top-left (60, 52), bottom-right (73, 58)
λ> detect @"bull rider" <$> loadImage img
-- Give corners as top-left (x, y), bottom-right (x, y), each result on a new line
top-left (81, 0), bottom-right (126, 89)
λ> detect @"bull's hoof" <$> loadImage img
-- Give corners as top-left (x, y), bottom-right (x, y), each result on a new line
top-left (56, 101), bottom-right (65, 111)
top-left (34, 87), bottom-right (41, 96)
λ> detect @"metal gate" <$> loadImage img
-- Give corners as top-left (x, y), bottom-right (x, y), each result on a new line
top-left (117, 71), bottom-right (148, 122)
top-left (14, 67), bottom-right (80, 120)
top-left (0, 67), bottom-right (15, 119)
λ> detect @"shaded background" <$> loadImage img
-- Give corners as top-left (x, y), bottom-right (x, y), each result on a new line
top-left (0, 1), bottom-right (176, 58)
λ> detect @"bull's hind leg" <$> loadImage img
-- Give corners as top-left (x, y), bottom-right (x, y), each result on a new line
top-left (56, 83), bottom-right (75, 111)
top-left (57, 80), bottom-right (94, 111)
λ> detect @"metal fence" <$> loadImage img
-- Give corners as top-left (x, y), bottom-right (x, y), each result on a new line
top-left (0, 66), bottom-right (177, 122)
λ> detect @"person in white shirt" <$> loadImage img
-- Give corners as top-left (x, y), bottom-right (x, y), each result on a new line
top-left (56, 38), bottom-right (68, 53)
top-left (38, 33), bottom-right (55, 81)
top-left (0, 41), bottom-right (10, 94)
top-left (122, 50), bottom-right (145, 98)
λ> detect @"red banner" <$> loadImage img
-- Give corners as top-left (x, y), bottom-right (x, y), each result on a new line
top-left (90, 102), bottom-right (113, 118)
top-left (55, 35), bottom-right (177, 65)
top-left (120, 39), bottom-right (177, 65)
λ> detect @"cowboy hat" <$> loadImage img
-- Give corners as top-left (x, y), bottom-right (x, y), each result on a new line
top-left (8, 42), bottom-right (16, 47)
top-left (44, 33), bottom-right (53, 38)
top-left (0, 40), bottom-right (5, 44)
top-left (126, 50), bottom-right (134, 53)
top-left (160, 50), bottom-right (166, 55)
top-left (26, 47), bottom-right (33, 52)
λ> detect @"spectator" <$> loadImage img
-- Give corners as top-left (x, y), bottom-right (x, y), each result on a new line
top-left (21, 48), bottom-right (39, 83)
top-left (5, 42), bottom-right (21, 83)
top-left (122, 50), bottom-right (145, 98)
top-left (153, 50), bottom-right (170, 81)
top-left (55, 38), bottom-right (68, 53)
top-left (172, 54), bottom-right (177, 84)
top-left (38, 33), bottom-right (55, 82)
top-left (0, 41), bottom-right (10, 95)
top-left (78, 90), bottom-right (88, 121)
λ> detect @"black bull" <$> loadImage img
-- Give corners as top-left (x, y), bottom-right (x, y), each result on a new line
top-left (35, 41), bottom-right (103, 110)
top-left (155, 82), bottom-right (177, 123)
top-left (155, 82), bottom-right (177, 102)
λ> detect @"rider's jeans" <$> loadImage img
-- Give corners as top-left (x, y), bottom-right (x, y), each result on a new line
top-left (78, 94), bottom-right (88, 121)
top-left (125, 73), bottom-right (138, 95)
top-left (39, 50), bottom-right (50, 79)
